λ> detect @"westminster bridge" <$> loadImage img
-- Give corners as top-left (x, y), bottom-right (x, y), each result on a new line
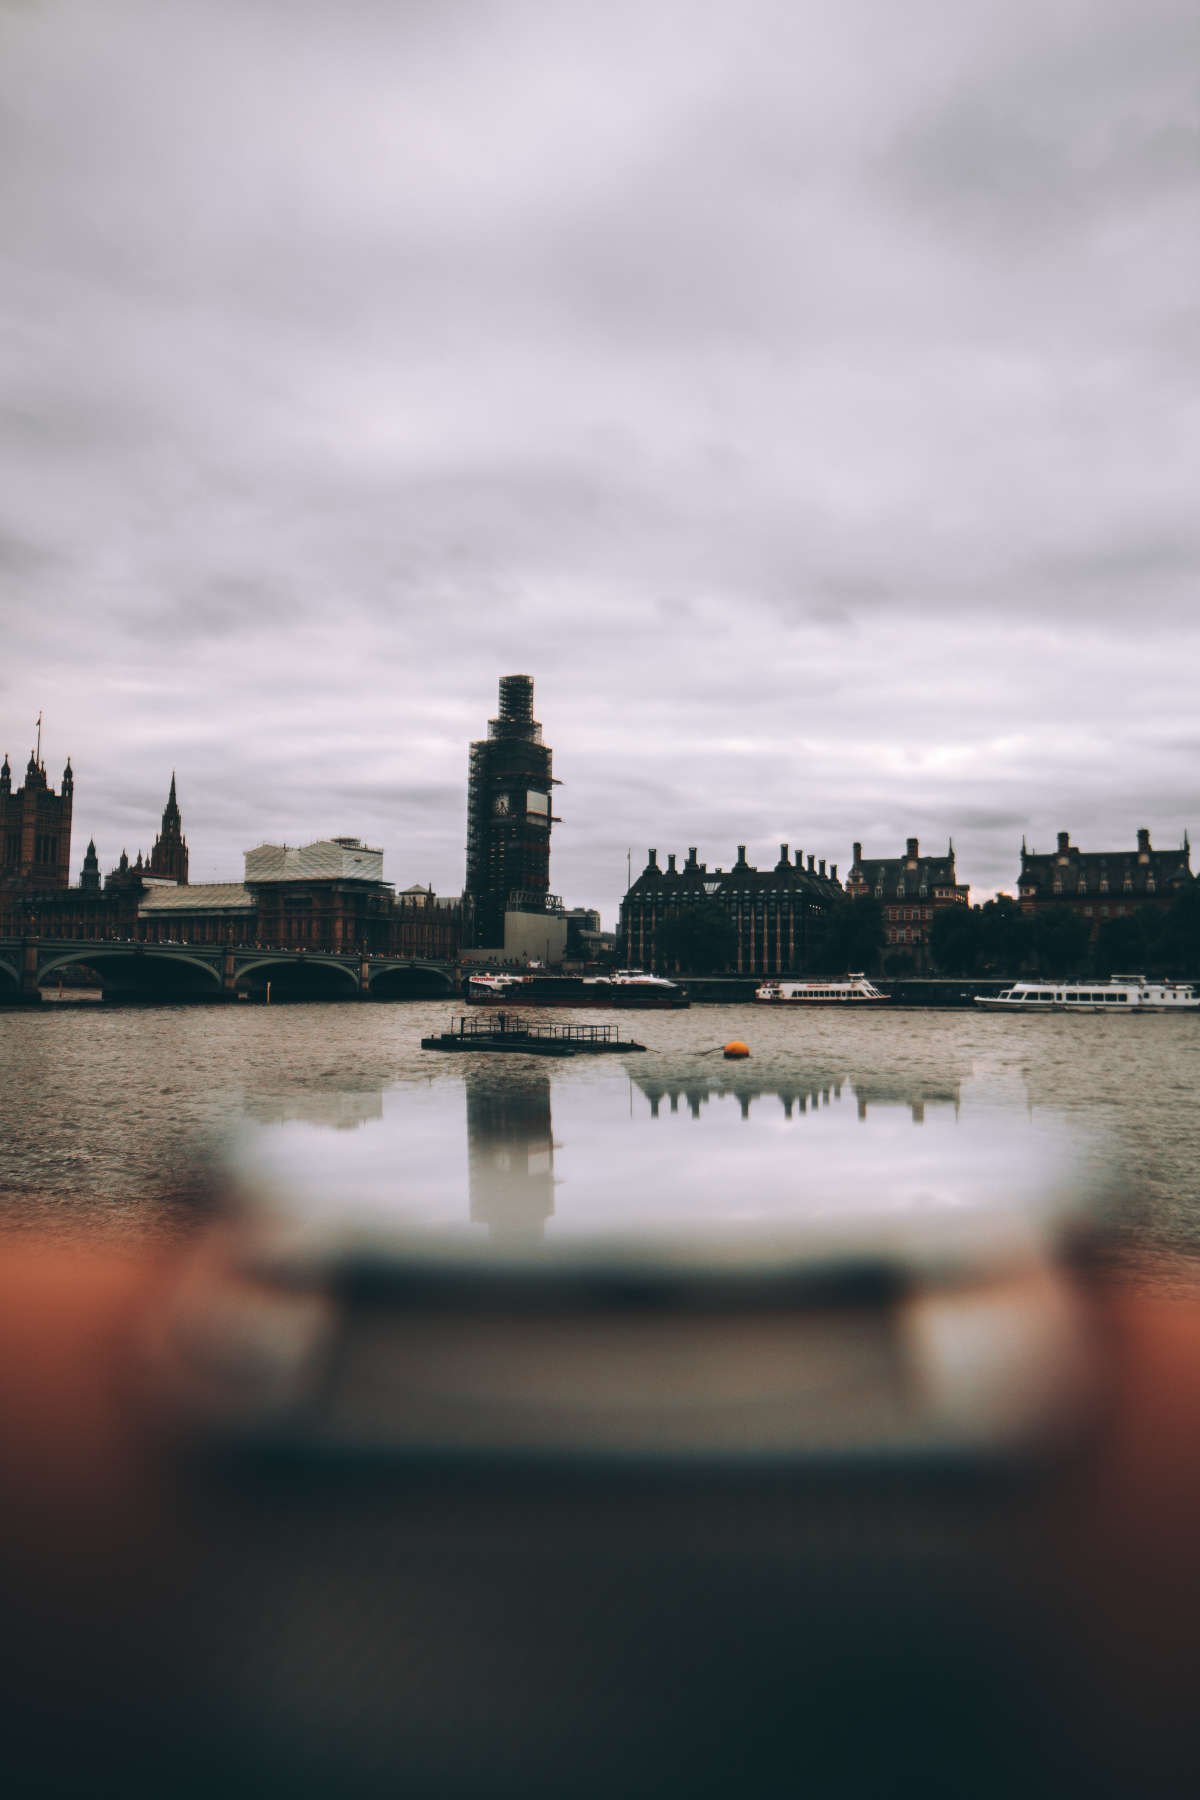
top-left (0, 936), bottom-right (459, 1003)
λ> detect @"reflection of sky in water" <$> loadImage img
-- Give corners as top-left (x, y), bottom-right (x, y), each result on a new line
top-left (228, 1067), bottom-right (1112, 1277)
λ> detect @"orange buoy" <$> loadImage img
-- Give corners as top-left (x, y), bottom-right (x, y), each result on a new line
top-left (723, 1040), bottom-right (750, 1059)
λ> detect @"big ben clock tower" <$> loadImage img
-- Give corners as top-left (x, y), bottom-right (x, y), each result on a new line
top-left (465, 674), bottom-right (560, 950)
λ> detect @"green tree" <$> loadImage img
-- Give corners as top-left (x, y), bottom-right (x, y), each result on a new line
top-left (1156, 883), bottom-right (1200, 978)
top-left (976, 896), bottom-right (1033, 973)
top-left (823, 897), bottom-right (885, 974)
top-left (1094, 910), bottom-right (1155, 976)
top-left (653, 901), bottom-right (738, 973)
top-left (930, 905), bottom-right (980, 975)
top-left (1032, 905), bottom-right (1091, 976)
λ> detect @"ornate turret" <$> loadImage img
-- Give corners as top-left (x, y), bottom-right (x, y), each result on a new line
top-left (80, 838), bottom-right (100, 892)
top-left (149, 771), bottom-right (189, 883)
top-left (0, 731), bottom-right (72, 890)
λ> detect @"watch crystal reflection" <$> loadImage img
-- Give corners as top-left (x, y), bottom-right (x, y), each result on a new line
top-left (468, 1074), bottom-right (555, 1245)
top-left (226, 1061), bottom-right (1113, 1279)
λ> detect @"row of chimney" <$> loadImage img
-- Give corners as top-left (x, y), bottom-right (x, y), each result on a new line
top-left (643, 846), bottom-right (838, 881)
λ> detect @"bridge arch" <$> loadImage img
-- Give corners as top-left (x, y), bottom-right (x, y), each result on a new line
top-left (39, 946), bottom-right (222, 985)
top-left (39, 947), bottom-right (224, 999)
top-left (365, 961), bottom-right (456, 998)
top-left (232, 956), bottom-right (360, 998)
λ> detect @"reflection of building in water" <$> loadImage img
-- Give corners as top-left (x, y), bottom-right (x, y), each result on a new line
top-left (633, 1056), bottom-right (971, 1125)
top-left (631, 1073), bottom-right (848, 1121)
top-left (242, 1089), bottom-right (385, 1131)
top-left (852, 1077), bottom-right (963, 1124)
top-left (467, 1071), bottom-right (555, 1243)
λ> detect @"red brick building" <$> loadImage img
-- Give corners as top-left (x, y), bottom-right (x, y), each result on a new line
top-left (845, 838), bottom-right (968, 971)
top-left (3, 826), bottom-right (464, 960)
top-left (0, 745), bottom-right (467, 962)
top-left (0, 748), bottom-right (73, 893)
top-left (1017, 828), bottom-right (1192, 938)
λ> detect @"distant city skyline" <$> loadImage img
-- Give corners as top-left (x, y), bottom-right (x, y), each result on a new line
top-left (3, 2), bottom-right (1197, 929)
top-left (3, 719), bottom-right (1191, 947)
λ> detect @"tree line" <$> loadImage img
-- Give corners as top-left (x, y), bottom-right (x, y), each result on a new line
top-left (648, 887), bottom-right (1200, 979)
top-left (928, 886), bottom-right (1200, 979)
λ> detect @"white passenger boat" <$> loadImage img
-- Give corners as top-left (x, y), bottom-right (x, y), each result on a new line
top-left (974, 974), bottom-right (1200, 1012)
top-left (753, 974), bottom-right (890, 1005)
top-left (466, 969), bottom-right (689, 1008)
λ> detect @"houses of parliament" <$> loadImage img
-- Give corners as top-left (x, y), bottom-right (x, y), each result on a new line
top-left (0, 733), bottom-right (460, 960)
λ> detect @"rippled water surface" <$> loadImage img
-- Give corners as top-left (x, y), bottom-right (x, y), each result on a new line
top-left (2, 1001), bottom-right (1198, 1287)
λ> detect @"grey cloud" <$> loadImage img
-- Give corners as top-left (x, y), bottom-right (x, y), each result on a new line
top-left (885, 4), bottom-right (1200, 242)
top-left (1038, 537), bottom-right (1200, 591)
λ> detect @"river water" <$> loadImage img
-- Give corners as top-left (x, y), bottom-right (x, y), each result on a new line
top-left (2, 1000), bottom-right (1198, 1291)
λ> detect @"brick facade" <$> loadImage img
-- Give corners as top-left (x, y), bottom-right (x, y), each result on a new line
top-left (845, 837), bottom-right (968, 972)
top-left (0, 750), bottom-right (73, 893)
top-left (1017, 828), bottom-right (1192, 938)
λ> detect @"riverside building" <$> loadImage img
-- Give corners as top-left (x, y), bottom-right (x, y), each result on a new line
top-left (1, 756), bottom-right (463, 961)
top-left (464, 674), bottom-right (565, 962)
top-left (1016, 828), bottom-right (1192, 939)
top-left (845, 838), bottom-right (968, 972)
top-left (0, 742), bottom-right (73, 894)
top-left (621, 844), bottom-right (842, 975)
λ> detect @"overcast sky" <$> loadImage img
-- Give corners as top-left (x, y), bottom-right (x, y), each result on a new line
top-left (2, 0), bottom-right (1198, 927)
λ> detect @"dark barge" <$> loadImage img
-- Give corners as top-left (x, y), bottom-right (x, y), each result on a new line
top-left (422, 1014), bottom-right (647, 1057)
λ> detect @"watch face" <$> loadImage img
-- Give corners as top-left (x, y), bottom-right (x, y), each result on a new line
top-left (493, 794), bottom-right (510, 815)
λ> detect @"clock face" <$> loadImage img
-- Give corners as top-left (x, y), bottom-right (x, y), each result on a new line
top-left (492, 794), bottom-right (510, 815)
